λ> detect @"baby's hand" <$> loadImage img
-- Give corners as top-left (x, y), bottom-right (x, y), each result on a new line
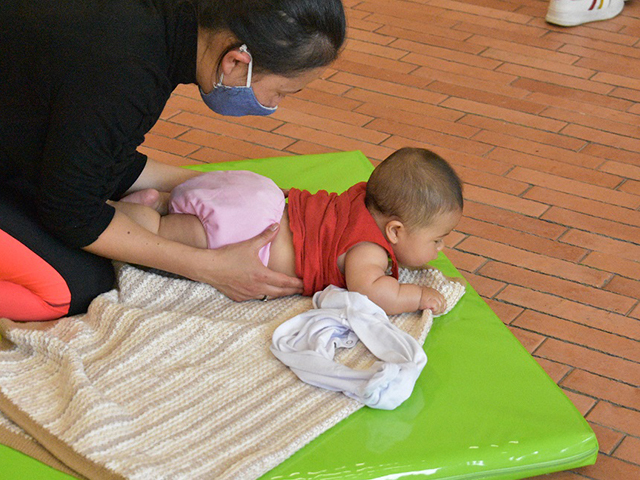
top-left (419, 287), bottom-right (446, 315)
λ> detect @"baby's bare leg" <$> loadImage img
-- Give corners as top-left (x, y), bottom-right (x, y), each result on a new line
top-left (120, 189), bottom-right (171, 215)
top-left (109, 200), bottom-right (161, 235)
top-left (158, 214), bottom-right (208, 249)
top-left (109, 200), bottom-right (207, 249)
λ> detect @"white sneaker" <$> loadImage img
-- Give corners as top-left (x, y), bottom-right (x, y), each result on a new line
top-left (546, 0), bottom-right (625, 27)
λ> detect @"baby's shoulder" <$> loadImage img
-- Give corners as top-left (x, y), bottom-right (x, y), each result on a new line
top-left (345, 241), bottom-right (389, 265)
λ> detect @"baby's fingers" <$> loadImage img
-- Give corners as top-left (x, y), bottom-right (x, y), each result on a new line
top-left (430, 290), bottom-right (447, 315)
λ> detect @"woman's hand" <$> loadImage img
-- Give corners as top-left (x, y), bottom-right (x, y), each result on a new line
top-left (199, 224), bottom-right (303, 301)
top-left (85, 211), bottom-right (302, 301)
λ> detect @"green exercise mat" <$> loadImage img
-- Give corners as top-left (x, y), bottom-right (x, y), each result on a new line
top-left (0, 150), bottom-right (597, 479)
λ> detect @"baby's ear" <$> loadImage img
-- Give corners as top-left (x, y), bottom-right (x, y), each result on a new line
top-left (385, 220), bottom-right (404, 245)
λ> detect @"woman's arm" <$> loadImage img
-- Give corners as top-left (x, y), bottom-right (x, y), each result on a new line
top-left (126, 157), bottom-right (203, 194)
top-left (344, 242), bottom-right (445, 315)
top-left (84, 210), bottom-right (303, 300)
top-left (116, 158), bottom-right (304, 299)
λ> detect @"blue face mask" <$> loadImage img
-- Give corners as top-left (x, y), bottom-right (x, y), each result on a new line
top-left (200, 45), bottom-right (278, 117)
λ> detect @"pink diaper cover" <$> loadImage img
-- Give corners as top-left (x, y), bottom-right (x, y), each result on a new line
top-left (169, 170), bottom-right (286, 266)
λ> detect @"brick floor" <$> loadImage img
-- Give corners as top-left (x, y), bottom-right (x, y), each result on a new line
top-left (144, 1), bottom-right (640, 478)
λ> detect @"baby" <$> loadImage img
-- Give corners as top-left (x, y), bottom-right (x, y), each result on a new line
top-left (114, 147), bottom-right (463, 315)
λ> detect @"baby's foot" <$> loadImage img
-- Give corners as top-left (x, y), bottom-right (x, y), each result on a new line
top-left (120, 189), bottom-right (168, 215)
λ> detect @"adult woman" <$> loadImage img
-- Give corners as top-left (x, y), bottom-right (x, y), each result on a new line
top-left (0, 0), bottom-right (346, 320)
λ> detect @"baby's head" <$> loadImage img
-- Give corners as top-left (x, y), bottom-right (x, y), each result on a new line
top-left (365, 147), bottom-right (463, 267)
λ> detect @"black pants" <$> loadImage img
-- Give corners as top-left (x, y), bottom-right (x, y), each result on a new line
top-left (0, 183), bottom-right (114, 320)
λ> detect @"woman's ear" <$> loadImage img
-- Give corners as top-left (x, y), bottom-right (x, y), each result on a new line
top-left (385, 220), bottom-right (404, 245)
top-left (219, 47), bottom-right (252, 82)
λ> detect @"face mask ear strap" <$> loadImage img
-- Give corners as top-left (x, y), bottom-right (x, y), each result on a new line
top-left (239, 44), bottom-right (253, 87)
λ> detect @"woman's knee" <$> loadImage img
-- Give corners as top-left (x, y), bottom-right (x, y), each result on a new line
top-left (0, 228), bottom-right (115, 320)
top-left (0, 192), bottom-right (115, 320)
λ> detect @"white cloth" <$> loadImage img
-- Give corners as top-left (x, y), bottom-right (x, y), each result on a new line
top-left (270, 286), bottom-right (428, 410)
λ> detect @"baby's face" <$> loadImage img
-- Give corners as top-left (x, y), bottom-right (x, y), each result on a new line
top-left (392, 209), bottom-right (462, 268)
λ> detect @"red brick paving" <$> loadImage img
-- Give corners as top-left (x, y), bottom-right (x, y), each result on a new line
top-left (145, 1), bottom-right (640, 478)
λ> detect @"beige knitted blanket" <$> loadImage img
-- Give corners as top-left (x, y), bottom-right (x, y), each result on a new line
top-left (0, 263), bottom-right (465, 480)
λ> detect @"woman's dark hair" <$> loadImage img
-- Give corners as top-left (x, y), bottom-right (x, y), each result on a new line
top-left (193, 0), bottom-right (346, 75)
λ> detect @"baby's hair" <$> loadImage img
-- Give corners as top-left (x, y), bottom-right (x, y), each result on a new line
top-left (365, 147), bottom-right (463, 229)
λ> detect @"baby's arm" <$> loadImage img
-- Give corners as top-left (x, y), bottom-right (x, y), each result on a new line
top-left (344, 242), bottom-right (446, 316)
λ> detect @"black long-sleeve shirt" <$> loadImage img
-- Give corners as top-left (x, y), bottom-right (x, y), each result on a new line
top-left (0, 0), bottom-right (198, 248)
